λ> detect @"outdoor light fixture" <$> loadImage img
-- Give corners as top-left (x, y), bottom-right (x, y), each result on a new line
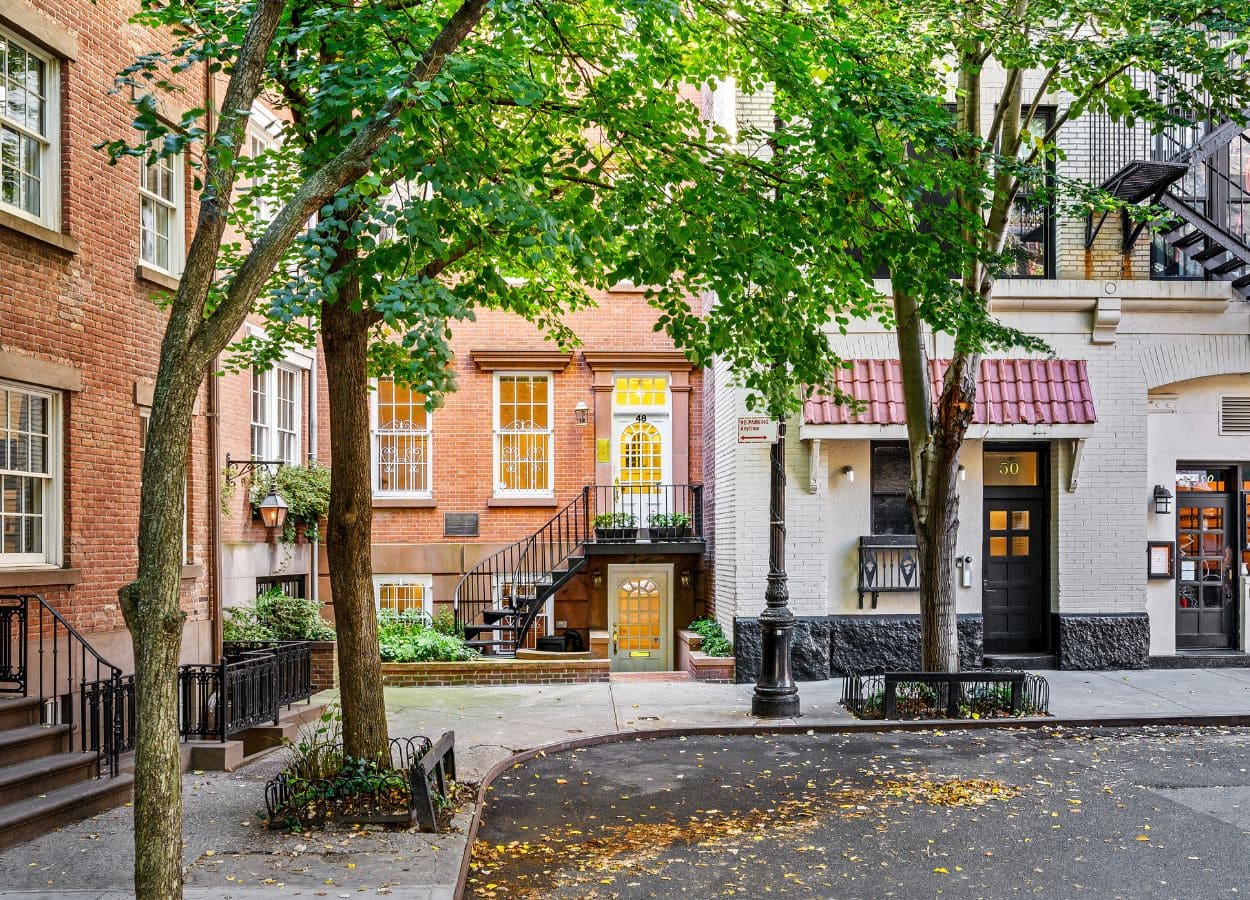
top-left (1153, 484), bottom-right (1174, 515)
top-left (841, 465), bottom-right (855, 482)
top-left (592, 570), bottom-right (603, 588)
top-left (680, 571), bottom-right (691, 588)
top-left (257, 486), bottom-right (289, 531)
top-left (573, 400), bottom-right (589, 426)
top-left (958, 465), bottom-right (967, 481)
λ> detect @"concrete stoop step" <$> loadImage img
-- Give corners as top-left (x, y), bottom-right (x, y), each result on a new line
top-left (983, 653), bottom-right (1058, 671)
top-left (0, 772), bottom-right (135, 845)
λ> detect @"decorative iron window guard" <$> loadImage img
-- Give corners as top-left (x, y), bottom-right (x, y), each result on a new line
top-left (858, 535), bottom-right (920, 609)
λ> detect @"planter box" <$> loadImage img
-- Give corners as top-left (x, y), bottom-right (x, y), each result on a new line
top-left (309, 640), bottom-right (338, 692)
top-left (595, 526), bottom-right (638, 543)
top-left (648, 525), bottom-right (690, 541)
top-left (676, 629), bottom-right (735, 683)
top-left (381, 658), bottom-right (610, 687)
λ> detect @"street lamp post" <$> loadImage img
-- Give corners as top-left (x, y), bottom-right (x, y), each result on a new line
top-left (751, 419), bottom-right (800, 718)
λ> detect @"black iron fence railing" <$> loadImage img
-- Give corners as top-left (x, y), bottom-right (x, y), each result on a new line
top-left (857, 535), bottom-right (920, 609)
top-left (0, 594), bottom-right (129, 778)
top-left (178, 641), bottom-right (313, 742)
top-left (842, 670), bottom-right (1049, 720)
top-left (587, 483), bottom-right (704, 541)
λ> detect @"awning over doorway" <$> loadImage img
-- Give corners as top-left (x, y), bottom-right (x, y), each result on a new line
top-left (803, 358), bottom-right (1097, 427)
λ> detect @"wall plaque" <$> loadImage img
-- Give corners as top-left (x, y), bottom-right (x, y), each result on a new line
top-left (444, 513), bottom-right (480, 537)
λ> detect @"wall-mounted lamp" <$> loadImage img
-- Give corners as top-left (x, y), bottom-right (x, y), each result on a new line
top-left (1153, 484), bottom-right (1173, 515)
top-left (841, 465), bottom-right (855, 483)
top-left (573, 400), bottom-right (589, 426)
top-left (958, 465), bottom-right (966, 481)
top-left (257, 486), bottom-right (289, 531)
top-left (680, 571), bottom-right (691, 588)
top-left (592, 570), bottom-right (603, 588)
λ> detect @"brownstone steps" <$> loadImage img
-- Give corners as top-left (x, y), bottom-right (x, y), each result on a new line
top-left (0, 724), bottom-right (73, 766)
top-left (0, 752), bottom-right (102, 806)
top-left (0, 773), bottom-right (134, 845)
top-left (0, 697), bottom-right (41, 731)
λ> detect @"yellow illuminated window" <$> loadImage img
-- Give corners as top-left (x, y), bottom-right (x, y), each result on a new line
top-left (373, 379), bottom-right (431, 496)
top-left (617, 578), bottom-right (662, 651)
top-left (614, 376), bottom-right (668, 408)
top-left (618, 421), bottom-right (663, 491)
top-left (374, 575), bottom-right (431, 617)
top-left (495, 374), bottom-right (552, 494)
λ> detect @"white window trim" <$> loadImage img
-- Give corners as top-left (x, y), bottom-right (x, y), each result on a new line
top-left (369, 379), bottom-right (433, 499)
top-left (372, 574), bottom-right (434, 619)
top-left (493, 372), bottom-right (555, 498)
top-left (250, 364), bottom-right (301, 465)
top-left (611, 372), bottom-right (671, 414)
top-left (138, 149), bottom-right (185, 275)
top-left (0, 379), bottom-right (61, 568)
top-left (0, 27), bottom-right (60, 229)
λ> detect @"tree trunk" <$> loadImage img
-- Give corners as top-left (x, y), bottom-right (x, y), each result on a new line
top-left (120, 355), bottom-right (202, 899)
top-left (321, 273), bottom-right (390, 763)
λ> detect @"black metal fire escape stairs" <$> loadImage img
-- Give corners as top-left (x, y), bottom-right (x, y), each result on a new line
top-left (452, 489), bottom-right (591, 656)
top-left (1087, 111), bottom-right (1250, 298)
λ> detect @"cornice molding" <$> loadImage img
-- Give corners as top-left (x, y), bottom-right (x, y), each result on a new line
top-left (581, 350), bottom-right (695, 371)
top-left (470, 350), bottom-right (572, 372)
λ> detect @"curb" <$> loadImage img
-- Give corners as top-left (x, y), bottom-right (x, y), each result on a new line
top-left (453, 712), bottom-right (1250, 897)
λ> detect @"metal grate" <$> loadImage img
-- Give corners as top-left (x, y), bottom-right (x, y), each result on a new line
top-left (1219, 396), bottom-right (1250, 434)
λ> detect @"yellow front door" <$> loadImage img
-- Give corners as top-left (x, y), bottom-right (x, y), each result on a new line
top-left (607, 565), bottom-right (672, 672)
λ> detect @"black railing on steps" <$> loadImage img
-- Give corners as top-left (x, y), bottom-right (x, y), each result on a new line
top-left (0, 594), bottom-right (130, 779)
top-left (179, 641), bottom-right (313, 742)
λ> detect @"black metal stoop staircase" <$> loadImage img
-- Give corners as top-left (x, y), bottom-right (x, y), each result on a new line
top-left (1087, 69), bottom-right (1250, 297)
top-left (453, 489), bottom-right (591, 656)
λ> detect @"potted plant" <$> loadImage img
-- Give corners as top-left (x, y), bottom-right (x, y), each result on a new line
top-left (648, 512), bottom-right (692, 541)
top-left (593, 512), bottom-right (638, 543)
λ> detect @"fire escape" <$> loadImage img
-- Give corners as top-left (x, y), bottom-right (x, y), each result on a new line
top-left (1085, 82), bottom-right (1250, 296)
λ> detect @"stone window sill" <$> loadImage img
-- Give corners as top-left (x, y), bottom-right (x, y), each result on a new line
top-left (487, 496), bottom-right (559, 508)
top-left (0, 567), bottom-right (83, 589)
top-left (0, 209), bottom-right (79, 254)
top-left (136, 263), bottom-right (181, 291)
top-left (373, 497), bottom-right (437, 509)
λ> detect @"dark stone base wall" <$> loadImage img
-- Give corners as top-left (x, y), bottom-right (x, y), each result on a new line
top-left (732, 614), bottom-right (983, 682)
top-left (1056, 613), bottom-right (1149, 670)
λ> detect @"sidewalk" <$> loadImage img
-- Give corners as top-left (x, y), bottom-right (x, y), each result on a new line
top-left (2, 668), bottom-right (1250, 898)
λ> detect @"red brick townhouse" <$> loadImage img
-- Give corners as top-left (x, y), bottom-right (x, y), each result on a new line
top-left (316, 294), bottom-right (710, 672)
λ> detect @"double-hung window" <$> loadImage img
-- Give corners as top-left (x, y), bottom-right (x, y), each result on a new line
top-left (371, 379), bottom-right (432, 497)
top-left (870, 442), bottom-right (914, 536)
top-left (373, 574), bottom-right (433, 618)
top-left (1, 381), bottom-right (59, 566)
top-left (251, 365), bottom-right (301, 465)
top-left (494, 374), bottom-right (553, 496)
top-left (0, 28), bottom-right (57, 226)
top-left (139, 150), bottom-right (184, 274)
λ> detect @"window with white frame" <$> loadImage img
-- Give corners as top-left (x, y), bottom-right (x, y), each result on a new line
top-left (0, 28), bottom-right (57, 225)
top-left (250, 365), bottom-right (301, 465)
top-left (247, 128), bottom-right (277, 225)
top-left (494, 373), bottom-right (553, 496)
top-left (1, 381), bottom-right (59, 566)
top-left (139, 150), bottom-right (184, 273)
top-left (373, 574), bottom-right (433, 618)
top-left (371, 378), bottom-right (432, 497)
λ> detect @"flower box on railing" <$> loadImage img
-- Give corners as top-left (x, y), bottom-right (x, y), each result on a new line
top-left (595, 526), bottom-right (639, 543)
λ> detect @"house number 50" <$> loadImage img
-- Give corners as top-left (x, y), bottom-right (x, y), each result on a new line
top-left (999, 460), bottom-right (1020, 476)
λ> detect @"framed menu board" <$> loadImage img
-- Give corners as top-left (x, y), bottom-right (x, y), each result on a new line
top-left (1147, 541), bottom-right (1175, 579)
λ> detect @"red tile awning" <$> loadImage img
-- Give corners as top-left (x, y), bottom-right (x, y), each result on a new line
top-left (803, 358), bottom-right (1097, 426)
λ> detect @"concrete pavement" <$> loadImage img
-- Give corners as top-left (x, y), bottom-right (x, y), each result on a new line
top-left (3, 668), bottom-right (1250, 897)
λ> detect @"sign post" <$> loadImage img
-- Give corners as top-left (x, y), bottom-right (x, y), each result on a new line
top-left (738, 416), bottom-right (780, 445)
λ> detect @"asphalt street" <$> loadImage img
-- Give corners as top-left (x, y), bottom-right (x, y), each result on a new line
top-left (470, 725), bottom-right (1250, 899)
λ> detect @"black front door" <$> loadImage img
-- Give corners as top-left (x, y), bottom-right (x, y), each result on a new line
top-left (983, 497), bottom-right (1048, 653)
top-left (1176, 495), bottom-right (1237, 649)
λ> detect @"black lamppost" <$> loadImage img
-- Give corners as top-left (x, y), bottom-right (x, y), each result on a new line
top-left (752, 419), bottom-right (800, 718)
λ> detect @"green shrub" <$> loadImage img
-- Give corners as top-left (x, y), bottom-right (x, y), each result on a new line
top-left (593, 512), bottom-right (636, 528)
top-left (688, 618), bottom-right (732, 657)
top-left (246, 463), bottom-right (331, 544)
top-left (647, 512), bottom-right (691, 528)
top-left (377, 610), bottom-right (478, 662)
top-left (223, 588), bottom-right (336, 642)
top-left (430, 608), bottom-right (462, 637)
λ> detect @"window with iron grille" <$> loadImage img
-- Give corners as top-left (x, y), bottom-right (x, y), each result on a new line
top-left (494, 373), bottom-right (553, 496)
top-left (256, 573), bottom-right (307, 599)
top-left (371, 379), bottom-right (431, 497)
top-left (373, 574), bottom-right (432, 618)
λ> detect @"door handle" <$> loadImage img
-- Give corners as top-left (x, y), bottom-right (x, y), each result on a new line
top-left (611, 625), bottom-right (618, 655)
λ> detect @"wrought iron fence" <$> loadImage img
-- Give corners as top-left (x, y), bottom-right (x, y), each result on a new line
top-left (0, 594), bottom-right (129, 778)
top-left (588, 483), bottom-right (704, 541)
top-left (178, 641), bottom-right (313, 741)
top-left (857, 535), bottom-right (920, 609)
top-left (842, 669), bottom-right (1049, 720)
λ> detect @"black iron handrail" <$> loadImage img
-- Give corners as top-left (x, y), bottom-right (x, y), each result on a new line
top-left (179, 641), bottom-right (313, 741)
top-left (587, 483), bottom-right (704, 540)
top-left (0, 594), bottom-right (129, 778)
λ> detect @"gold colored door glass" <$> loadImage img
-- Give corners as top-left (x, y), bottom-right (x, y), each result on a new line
top-left (617, 578), bottom-right (662, 652)
top-left (618, 421), bottom-right (663, 494)
top-left (614, 376), bottom-right (668, 407)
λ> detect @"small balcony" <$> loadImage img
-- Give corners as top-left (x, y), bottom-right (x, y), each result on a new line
top-left (858, 535), bottom-right (920, 608)
top-left (583, 484), bottom-right (705, 554)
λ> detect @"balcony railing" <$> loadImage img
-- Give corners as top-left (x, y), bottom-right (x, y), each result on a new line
top-left (588, 483), bottom-right (704, 543)
top-left (858, 535), bottom-right (920, 609)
